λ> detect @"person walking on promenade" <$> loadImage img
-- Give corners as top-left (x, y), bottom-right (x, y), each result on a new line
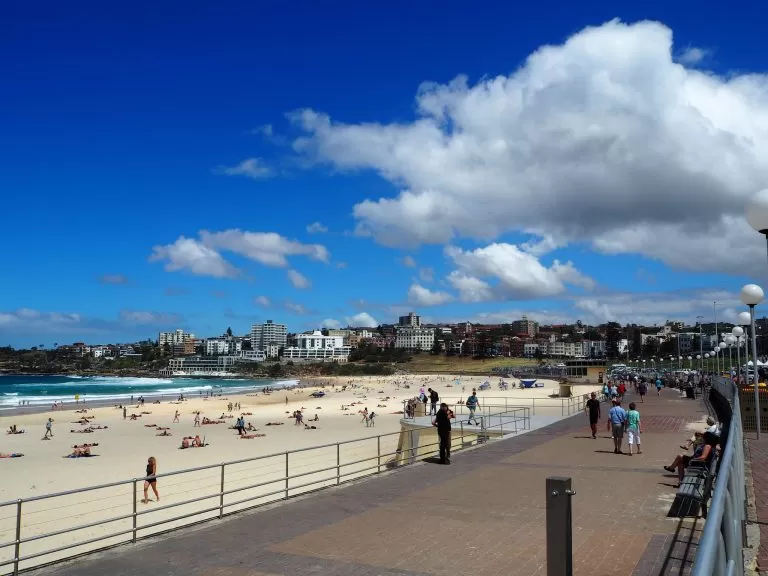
top-left (655, 377), bottom-right (664, 396)
top-left (466, 388), bottom-right (480, 425)
top-left (638, 379), bottom-right (647, 403)
top-left (585, 392), bottom-right (601, 439)
top-left (43, 418), bottom-right (54, 439)
top-left (608, 400), bottom-right (627, 454)
top-left (432, 403), bottom-right (452, 465)
top-left (428, 388), bottom-right (439, 416)
top-left (626, 402), bottom-right (642, 455)
top-left (142, 456), bottom-right (159, 504)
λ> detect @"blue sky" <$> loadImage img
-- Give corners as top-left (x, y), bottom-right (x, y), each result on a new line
top-left (2, 1), bottom-right (768, 347)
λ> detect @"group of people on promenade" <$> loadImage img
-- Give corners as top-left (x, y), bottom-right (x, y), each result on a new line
top-left (585, 392), bottom-right (643, 454)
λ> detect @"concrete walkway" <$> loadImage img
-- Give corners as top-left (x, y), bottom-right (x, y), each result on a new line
top-left (28, 391), bottom-right (711, 576)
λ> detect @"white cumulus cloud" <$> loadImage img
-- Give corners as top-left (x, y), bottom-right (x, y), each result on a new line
top-left (290, 19), bottom-right (768, 275)
top-left (213, 157), bottom-right (272, 179)
top-left (254, 296), bottom-right (271, 307)
top-left (345, 312), bottom-right (378, 327)
top-left (402, 255), bottom-right (417, 267)
top-left (407, 284), bottom-right (454, 307)
top-left (320, 318), bottom-right (341, 329)
top-left (287, 269), bottom-right (311, 289)
top-left (306, 221), bottom-right (328, 234)
top-left (149, 237), bottom-right (241, 279)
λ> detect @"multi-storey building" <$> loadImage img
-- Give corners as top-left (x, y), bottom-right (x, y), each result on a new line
top-left (159, 329), bottom-right (195, 347)
top-left (282, 330), bottom-right (351, 362)
top-left (395, 326), bottom-right (435, 350)
top-left (511, 315), bottom-right (538, 338)
top-left (250, 320), bottom-right (287, 353)
top-left (398, 312), bottom-right (421, 328)
top-left (205, 337), bottom-right (242, 356)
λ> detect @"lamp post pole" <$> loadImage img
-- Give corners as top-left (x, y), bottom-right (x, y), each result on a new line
top-left (751, 305), bottom-right (761, 438)
top-left (714, 301), bottom-right (719, 374)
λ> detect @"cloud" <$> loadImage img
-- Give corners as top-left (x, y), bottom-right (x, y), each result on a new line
top-left (306, 221), bottom-right (329, 234)
top-left (444, 243), bottom-right (595, 301)
top-left (320, 318), bottom-right (341, 329)
top-left (285, 302), bottom-right (311, 315)
top-left (254, 295), bottom-right (271, 307)
top-left (290, 19), bottom-right (768, 275)
top-left (419, 267), bottom-right (434, 282)
top-left (336, 261), bottom-right (348, 269)
top-left (150, 237), bottom-right (240, 279)
top-left (119, 310), bottom-right (183, 325)
top-left (212, 157), bottom-right (272, 179)
top-left (287, 269), bottom-right (311, 289)
top-left (401, 255), bottom-right (417, 268)
top-left (251, 124), bottom-right (273, 137)
top-left (151, 230), bottom-right (329, 278)
top-left (99, 274), bottom-right (130, 285)
top-left (345, 312), bottom-right (379, 327)
top-left (678, 46), bottom-right (708, 65)
top-left (407, 283), bottom-right (453, 307)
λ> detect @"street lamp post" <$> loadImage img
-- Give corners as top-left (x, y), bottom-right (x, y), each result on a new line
top-left (726, 335), bottom-right (736, 376)
top-left (741, 283), bottom-right (765, 439)
top-left (704, 353), bottom-right (710, 372)
top-left (696, 315), bottom-right (704, 371)
top-left (733, 326), bottom-right (744, 384)
top-left (713, 301), bottom-right (719, 374)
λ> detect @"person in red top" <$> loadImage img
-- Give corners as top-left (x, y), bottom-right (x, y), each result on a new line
top-left (617, 382), bottom-right (626, 400)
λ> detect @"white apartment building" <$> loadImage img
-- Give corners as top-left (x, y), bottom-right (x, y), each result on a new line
top-left (205, 337), bottom-right (242, 356)
top-left (523, 343), bottom-right (539, 356)
top-left (282, 330), bottom-right (351, 362)
top-left (239, 350), bottom-right (266, 362)
top-left (512, 315), bottom-right (538, 337)
top-left (159, 329), bottom-right (194, 346)
top-left (395, 326), bottom-right (435, 351)
top-left (163, 355), bottom-right (237, 376)
top-left (250, 320), bottom-right (287, 351)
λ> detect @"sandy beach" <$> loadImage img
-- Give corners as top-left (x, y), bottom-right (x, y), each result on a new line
top-left (0, 373), bottom-right (599, 571)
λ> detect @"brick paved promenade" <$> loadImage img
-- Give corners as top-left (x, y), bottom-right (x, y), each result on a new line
top-left (29, 391), bottom-right (711, 576)
top-left (747, 437), bottom-right (768, 574)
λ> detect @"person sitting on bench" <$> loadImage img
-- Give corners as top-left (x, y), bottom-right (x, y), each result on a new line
top-left (664, 431), bottom-right (719, 487)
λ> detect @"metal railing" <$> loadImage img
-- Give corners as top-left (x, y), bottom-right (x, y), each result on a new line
top-left (0, 405), bottom-right (529, 575)
top-left (691, 376), bottom-right (747, 576)
top-left (402, 395), bottom-right (587, 419)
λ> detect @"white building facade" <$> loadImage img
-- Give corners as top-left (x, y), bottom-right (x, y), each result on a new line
top-left (395, 327), bottom-right (435, 351)
top-left (282, 330), bottom-right (351, 362)
top-left (250, 320), bottom-right (287, 355)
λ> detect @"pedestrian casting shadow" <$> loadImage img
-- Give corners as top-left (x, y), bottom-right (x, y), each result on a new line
top-left (572, 435), bottom-right (595, 439)
top-left (423, 457), bottom-right (446, 465)
top-left (593, 450), bottom-right (631, 455)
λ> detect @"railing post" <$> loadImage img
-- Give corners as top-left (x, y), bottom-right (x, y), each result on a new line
top-left (546, 476), bottom-right (574, 576)
top-left (219, 463), bottom-right (225, 519)
top-left (131, 480), bottom-right (137, 543)
top-left (377, 435), bottom-right (381, 473)
top-left (13, 499), bottom-right (21, 576)
top-left (533, 397), bottom-right (536, 415)
top-left (336, 443), bottom-right (341, 485)
top-left (284, 452), bottom-right (289, 499)
top-left (461, 421), bottom-right (464, 446)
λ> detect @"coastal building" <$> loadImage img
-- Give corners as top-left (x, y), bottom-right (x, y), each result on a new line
top-left (204, 336), bottom-right (242, 356)
top-left (511, 315), bottom-right (538, 337)
top-left (161, 355), bottom-right (237, 376)
top-left (238, 350), bottom-right (266, 362)
top-left (250, 320), bottom-right (287, 353)
top-left (282, 330), bottom-right (351, 362)
top-left (159, 329), bottom-right (195, 347)
top-left (398, 312), bottom-right (421, 328)
top-left (395, 326), bottom-right (435, 351)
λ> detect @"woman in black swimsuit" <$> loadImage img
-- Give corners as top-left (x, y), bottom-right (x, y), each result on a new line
top-left (142, 456), bottom-right (159, 504)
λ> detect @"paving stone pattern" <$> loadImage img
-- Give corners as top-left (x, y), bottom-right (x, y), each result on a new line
top-left (747, 436), bottom-right (768, 574)
top-left (27, 391), bottom-right (711, 576)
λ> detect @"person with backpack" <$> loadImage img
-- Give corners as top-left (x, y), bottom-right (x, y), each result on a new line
top-left (637, 380), bottom-right (648, 403)
top-left (427, 388), bottom-right (439, 416)
top-left (465, 388), bottom-right (480, 425)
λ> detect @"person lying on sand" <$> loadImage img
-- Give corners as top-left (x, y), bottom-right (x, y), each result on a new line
top-left (0, 453), bottom-right (24, 458)
top-left (7, 425), bottom-right (24, 434)
top-left (75, 409), bottom-right (89, 414)
top-left (246, 423), bottom-right (257, 431)
top-left (130, 414), bottom-right (140, 420)
top-left (140, 411), bottom-right (152, 415)
top-left (201, 418), bottom-right (225, 424)
top-left (156, 426), bottom-right (170, 431)
top-left (72, 418), bottom-right (93, 424)
top-left (180, 435), bottom-right (204, 449)
top-left (304, 425), bottom-right (318, 430)
top-left (67, 446), bottom-right (93, 457)
top-left (241, 412), bottom-right (253, 416)
top-left (265, 422), bottom-right (284, 426)
top-left (240, 434), bottom-right (266, 439)
top-left (144, 424), bottom-right (157, 427)
top-left (156, 430), bottom-right (172, 437)
top-left (73, 443), bottom-right (98, 448)
top-left (70, 428), bottom-right (95, 433)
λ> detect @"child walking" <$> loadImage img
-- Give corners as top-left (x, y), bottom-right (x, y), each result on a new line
top-left (627, 402), bottom-right (642, 455)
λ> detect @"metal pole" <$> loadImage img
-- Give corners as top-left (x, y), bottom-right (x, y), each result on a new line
top-left (284, 452), bottom-right (289, 498)
top-left (714, 301), bottom-right (719, 374)
top-left (219, 464), bottom-right (225, 519)
top-left (131, 480), bottom-right (137, 543)
top-left (546, 477), bottom-right (574, 576)
top-left (377, 436), bottom-right (381, 473)
top-left (336, 443), bottom-right (341, 484)
top-left (729, 345), bottom-right (733, 377)
top-left (13, 499), bottom-right (21, 576)
top-left (737, 338), bottom-right (742, 385)
top-left (699, 320), bottom-right (704, 371)
top-left (751, 305), bottom-right (761, 439)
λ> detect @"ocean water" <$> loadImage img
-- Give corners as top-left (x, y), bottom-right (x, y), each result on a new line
top-left (0, 375), bottom-right (299, 410)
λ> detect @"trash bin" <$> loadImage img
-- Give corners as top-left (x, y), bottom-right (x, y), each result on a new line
top-left (559, 382), bottom-right (573, 398)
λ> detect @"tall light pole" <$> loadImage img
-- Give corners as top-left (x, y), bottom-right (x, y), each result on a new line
top-left (696, 316), bottom-right (704, 371)
top-left (741, 284), bottom-right (765, 439)
top-left (713, 301), bottom-right (719, 374)
top-left (726, 335), bottom-right (736, 376)
top-left (733, 326), bottom-right (744, 384)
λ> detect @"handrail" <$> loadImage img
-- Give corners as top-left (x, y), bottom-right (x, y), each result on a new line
top-left (691, 376), bottom-right (746, 576)
top-left (0, 404), bottom-right (531, 575)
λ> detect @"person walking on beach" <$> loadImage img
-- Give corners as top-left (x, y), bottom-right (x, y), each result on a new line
top-left (626, 402), bottom-right (642, 455)
top-left (193, 411), bottom-right (200, 427)
top-left (173, 410), bottom-right (180, 423)
top-left (608, 400), bottom-right (627, 454)
top-left (123, 406), bottom-right (127, 420)
top-left (43, 418), bottom-right (54, 439)
top-left (585, 392), bottom-right (601, 439)
top-left (142, 457), bottom-right (159, 504)
top-left (466, 389), bottom-right (480, 425)
top-left (432, 403), bottom-right (452, 465)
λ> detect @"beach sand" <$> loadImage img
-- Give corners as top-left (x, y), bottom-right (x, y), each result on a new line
top-left (0, 374), bottom-right (598, 571)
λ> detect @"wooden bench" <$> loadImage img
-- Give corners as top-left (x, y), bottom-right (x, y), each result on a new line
top-left (667, 454), bottom-right (718, 518)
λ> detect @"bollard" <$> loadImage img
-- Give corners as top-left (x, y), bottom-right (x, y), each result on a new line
top-left (546, 476), bottom-right (575, 576)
